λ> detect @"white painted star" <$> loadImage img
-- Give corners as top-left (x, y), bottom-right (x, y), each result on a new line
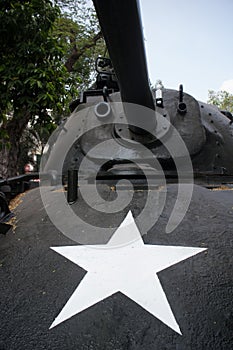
top-left (50, 211), bottom-right (206, 334)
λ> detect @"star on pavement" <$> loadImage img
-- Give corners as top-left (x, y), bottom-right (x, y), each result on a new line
top-left (50, 211), bottom-right (206, 334)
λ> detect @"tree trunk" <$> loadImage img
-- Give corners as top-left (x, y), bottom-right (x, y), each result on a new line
top-left (0, 109), bottom-right (31, 178)
top-left (0, 146), bottom-right (9, 179)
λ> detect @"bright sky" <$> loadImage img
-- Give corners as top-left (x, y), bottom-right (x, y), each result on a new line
top-left (140, 0), bottom-right (233, 102)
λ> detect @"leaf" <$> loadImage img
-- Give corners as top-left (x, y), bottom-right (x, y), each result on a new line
top-left (37, 81), bottom-right (43, 88)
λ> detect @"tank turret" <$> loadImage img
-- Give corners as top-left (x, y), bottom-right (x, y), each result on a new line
top-left (41, 0), bottom-right (233, 184)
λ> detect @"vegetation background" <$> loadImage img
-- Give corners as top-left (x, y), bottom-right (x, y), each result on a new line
top-left (0, 0), bottom-right (105, 177)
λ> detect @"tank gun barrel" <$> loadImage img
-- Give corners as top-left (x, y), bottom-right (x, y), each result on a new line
top-left (93, 0), bottom-right (156, 133)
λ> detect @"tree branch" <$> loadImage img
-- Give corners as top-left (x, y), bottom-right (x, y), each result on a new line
top-left (65, 31), bottom-right (103, 72)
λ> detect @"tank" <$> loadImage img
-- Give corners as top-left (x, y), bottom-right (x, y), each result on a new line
top-left (0, 1), bottom-right (233, 349)
top-left (41, 0), bottom-right (233, 186)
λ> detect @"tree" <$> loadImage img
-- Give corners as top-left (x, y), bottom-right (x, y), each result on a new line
top-left (0, 0), bottom-right (106, 178)
top-left (208, 90), bottom-right (233, 113)
top-left (0, 0), bottom-right (69, 177)
top-left (55, 1), bottom-right (105, 91)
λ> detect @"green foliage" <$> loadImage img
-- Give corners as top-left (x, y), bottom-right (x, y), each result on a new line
top-left (55, 0), bottom-right (99, 30)
top-left (54, 2), bottom-right (106, 91)
top-left (0, 0), bottom-right (70, 129)
top-left (0, 0), bottom-right (105, 128)
top-left (0, 0), bottom-right (106, 176)
top-left (208, 90), bottom-right (233, 113)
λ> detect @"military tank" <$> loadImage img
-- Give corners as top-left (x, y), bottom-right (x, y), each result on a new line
top-left (41, 0), bottom-right (233, 189)
top-left (0, 0), bottom-right (233, 349)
